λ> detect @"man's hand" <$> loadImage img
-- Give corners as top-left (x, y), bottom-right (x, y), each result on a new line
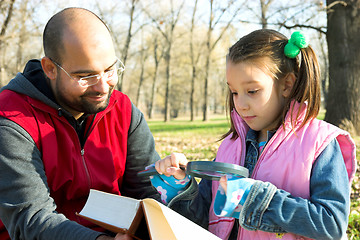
top-left (96, 233), bottom-right (133, 240)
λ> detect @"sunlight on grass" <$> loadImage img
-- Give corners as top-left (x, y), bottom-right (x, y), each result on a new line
top-left (148, 116), bottom-right (230, 161)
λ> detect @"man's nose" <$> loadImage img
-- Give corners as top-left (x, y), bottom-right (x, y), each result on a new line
top-left (90, 75), bottom-right (111, 93)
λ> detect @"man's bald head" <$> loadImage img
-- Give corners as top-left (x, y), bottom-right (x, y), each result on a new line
top-left (43, 7), bottom-right (111, 63)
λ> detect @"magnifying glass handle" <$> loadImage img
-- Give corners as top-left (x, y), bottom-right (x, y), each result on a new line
top-left (137, 165), bottom-right (186, 177)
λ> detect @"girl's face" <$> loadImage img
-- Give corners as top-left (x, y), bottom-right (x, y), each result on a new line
top-left (226, 59), bottom-right (288, 141)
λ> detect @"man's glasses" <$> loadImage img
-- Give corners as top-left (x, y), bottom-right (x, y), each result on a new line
top-left (50, 58), bottom-right (125, 87)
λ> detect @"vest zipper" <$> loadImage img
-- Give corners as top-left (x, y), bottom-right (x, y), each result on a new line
top-left (251, 130), bottom-right (279, 178)
top-left (81, 148), bottom-right (91, 189)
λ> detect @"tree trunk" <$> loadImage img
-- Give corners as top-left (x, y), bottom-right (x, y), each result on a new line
top-left (259, 0), bottom-right (274, 29)
top-left (318, 32), bottom-right (329, 105)
top-left (189, 0), bottom-right (198, 121)
top-left (190, 66), bottom-right (196, 121)
top-left (164, 45), bottom-right (171, 122)
top-left (203, 51), bottom-right (210, 121)
top-left (135, 49), bottom-right (148, 106)
top-left (16, 0), bottom-right (29, 72)
top-left (148, 36), bottom-right (163, 119)
top-left (148, 65), bottom-right (158, 119)
top-left (325, 0), bottom-right (360, 133)
top-left (0, 0), bottom-right (15, 87)
top-left (202, 0), bottom-right (242, 121)
top-left (202, 0), bottom-right (213, 122)
top-left (117, 0), bottom-right (137, 92)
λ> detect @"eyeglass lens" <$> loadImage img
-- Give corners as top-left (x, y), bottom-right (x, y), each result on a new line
top-left (79, 60), bottom-right (124, 87)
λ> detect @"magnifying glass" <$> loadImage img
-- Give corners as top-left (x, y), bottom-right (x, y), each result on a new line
top-left (137, 161), bottom-right (249, 181)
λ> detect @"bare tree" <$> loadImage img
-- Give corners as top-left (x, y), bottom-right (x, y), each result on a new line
top-left (260, 0), bottom-right (274, 28)
top-left (202, 0), bottom-right (244, 121)
top-left (96, 0), bottom-right (141, 92)
top-left (143, 0), bottom-right (185, 122)
top-left (189, 0), bottom-right (201, 121)
top-left (15, 0), bottom-right (31, 72)
top-left (0, 0), bottom-right (15, 87)
top-left (317, 31), bottom-right (329, 105)
top-left (325, 0), bottom-right (360, 134)
top-left (147, 35), bottom-right (165, 119)
top-left (0, 0), bottom-right (15, 43)
top-left (273, 1), bottom-right (327, 33)
top-left (118, 0), bottom-right (137, 92)
top-left (135, 34), bottom-right (149, 106)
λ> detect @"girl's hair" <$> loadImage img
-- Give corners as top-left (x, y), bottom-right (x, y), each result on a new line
top-left (223, 29), bottom-right (321, 140)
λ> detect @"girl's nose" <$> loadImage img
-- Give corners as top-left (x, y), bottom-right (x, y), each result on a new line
top-left (235, 95), bottom-right (249, 111)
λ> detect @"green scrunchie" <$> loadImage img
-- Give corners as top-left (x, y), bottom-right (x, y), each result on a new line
top-left (284, 31), bottom-right (308, 58)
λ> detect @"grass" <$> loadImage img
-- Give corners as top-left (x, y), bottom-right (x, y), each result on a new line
top-left (149, 117), bottom-right (230, 161)
top-left (349, 135), bottom-right (360, 240)
top-left (147, 114), bottom-right (360, 239)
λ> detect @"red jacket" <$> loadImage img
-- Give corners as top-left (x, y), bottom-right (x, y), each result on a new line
top-left (0, 89), bottom-right (132, 238)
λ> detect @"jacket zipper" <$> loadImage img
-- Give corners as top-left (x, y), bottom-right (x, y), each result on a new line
top-left (32, 100), bottom-right (118, 190)
top-left (81, 148), bottom-right (91, 189)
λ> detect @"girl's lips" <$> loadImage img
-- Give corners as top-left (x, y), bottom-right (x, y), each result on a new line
top-left (242, 116), bottom-right (256, 121)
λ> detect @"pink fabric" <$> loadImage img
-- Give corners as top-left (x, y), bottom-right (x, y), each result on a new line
top-left (208, 102), bottom-right (357, 240)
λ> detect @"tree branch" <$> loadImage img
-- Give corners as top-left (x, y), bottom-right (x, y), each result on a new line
top-left (279, 23), bottom-right (327, 34)
top-left (0, 0), bottom-right (16, 37)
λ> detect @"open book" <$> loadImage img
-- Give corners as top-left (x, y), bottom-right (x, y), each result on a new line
top-left (77, 189), bottom-right (221, 240)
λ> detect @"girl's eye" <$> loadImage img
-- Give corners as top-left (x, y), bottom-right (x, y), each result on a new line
top-left (248, 90), bottom-right (259, 94)
top-left (231, 92), bottom-right (238, 96)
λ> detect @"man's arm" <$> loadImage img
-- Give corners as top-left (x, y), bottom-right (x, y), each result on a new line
top-left (121, 103), bottom-right (161, 201)
top-left (0, 117), bottom-right (102, 240)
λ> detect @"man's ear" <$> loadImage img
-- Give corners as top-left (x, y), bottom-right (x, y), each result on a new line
top-left (282, 73), bottom-right (296, 98)
top-left (41, 57), bottom-right (57, 80)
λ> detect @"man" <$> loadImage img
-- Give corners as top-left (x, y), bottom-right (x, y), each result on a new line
top-left (0, 7), bottom-right (160, 240)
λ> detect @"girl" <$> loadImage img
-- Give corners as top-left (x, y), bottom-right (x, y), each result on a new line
top-left (150, 29), bottom-right (357, 240)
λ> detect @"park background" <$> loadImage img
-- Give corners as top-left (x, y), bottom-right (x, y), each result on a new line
top-left (1, 0), bottom-right (359, 238)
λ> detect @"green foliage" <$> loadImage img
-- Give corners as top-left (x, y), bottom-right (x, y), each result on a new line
top-left (148, 116), bottom-right (360, 238)
top-left (348, 210), bottom-right (360, 239)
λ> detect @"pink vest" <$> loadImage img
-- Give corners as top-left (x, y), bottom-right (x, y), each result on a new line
top-left (208, 102), bottom-right (357, 240)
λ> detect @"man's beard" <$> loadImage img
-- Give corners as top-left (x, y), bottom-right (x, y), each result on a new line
top-left (78, 89), bottom-right (113, 114)
top-left (54, 75), bottom-right (114, 115)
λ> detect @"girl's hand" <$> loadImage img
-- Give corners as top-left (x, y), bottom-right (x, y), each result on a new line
top-left (219, 175), bottom-right (228, 193)
top-left (155, 153), bottom-right (188, 179)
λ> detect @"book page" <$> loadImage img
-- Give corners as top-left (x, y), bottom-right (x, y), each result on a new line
top-left (141, 199), bottom-right (176, 240)
top-left (78, 189), bottom-right (141, 230)
top-left (142, 199), bottom-right (220, 240)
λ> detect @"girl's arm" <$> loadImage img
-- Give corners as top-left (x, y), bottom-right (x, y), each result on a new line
top-left (241, 139), bottom-right (350, 239)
